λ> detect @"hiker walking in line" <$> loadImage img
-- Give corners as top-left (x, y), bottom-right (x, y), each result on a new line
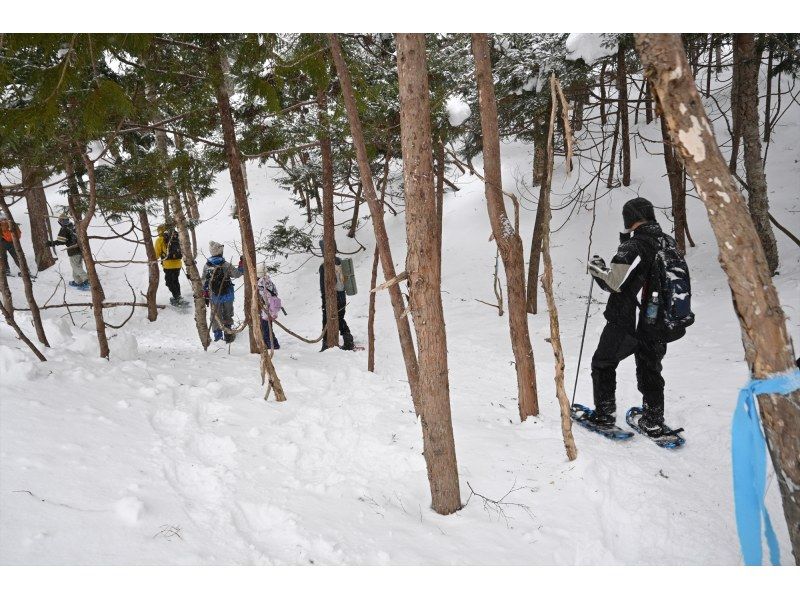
top-left (579, 197), bottom-right (694, 439)
top-left (154, 222), bottom-right (186, 306)
top-left (0, 214), bottom-right (22, 276)
top-left (202, 240), bottom-right (243, 343)
top-left (257, 262), bottom-right (281, 350)
top-left (318, 239), bottom-right (354, 351)
top-left (47, 213), bottom-right (88, 288)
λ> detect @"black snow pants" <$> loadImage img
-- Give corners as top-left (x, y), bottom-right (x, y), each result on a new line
top-left (163, 267), bottom-right (181, 299)
top-left (590, 322), bottom-right (667, 423)
top-left (321, 291), bottom-right (353, 350)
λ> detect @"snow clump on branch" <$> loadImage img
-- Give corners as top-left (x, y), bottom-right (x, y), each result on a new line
top-left (565, 33), bottom-right (618, 64)
top-left (445, 95), bottom-right (472, 127)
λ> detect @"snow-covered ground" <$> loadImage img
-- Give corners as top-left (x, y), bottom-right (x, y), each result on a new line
top-left (1, 83), bottom-right (798, 565)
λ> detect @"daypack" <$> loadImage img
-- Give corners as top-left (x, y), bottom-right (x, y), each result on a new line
top-left (643, 234), bottom-right (695, 342)
top-left (340, 257), bottom-right (358, 296)
top-left (266, 294), bottom-right (282, 320)
top-left (164, 232), bottom-right (182, 261)
top-left (208, 262), bottom-right (233, 296)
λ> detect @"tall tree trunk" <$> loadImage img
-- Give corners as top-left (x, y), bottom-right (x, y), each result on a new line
top-left (616, 45), bottom-right (631, 187)
top-left (764, 45), bottom-right (773, 143)
top-left (318, 88), bottom-right (340, 349)
top-left (20, 165), bottom-right (56, 271)
top-left (346, 182), bottom-right (363, 238)
top-left (471, 33), bottom-right (539, 421)
top-left (434, 137), bottom-right (445, 262)
top-left (367, 245), bottom-right (379, 373)
top-left (599, 61), bottom-right (607, 126)
top-left (606, 112), bottom-right (620, 188)
top-left (211, 43), bottom-right (259, 354)
top-left (637, 33), bottom-right (800, 564)
top-left (737, 33), bottom-right (779, 275)
top-left (174, 133), bottom-right (200, 259)
top-left (706, 34), bottom-right (714, 97)
top-left (660, 115), bottom-right (687, 253)
top-left (540, 75), bottom-right (578, 462)
top-left (729, 40), bottom-right (743, 173)
top-left (211, 41), bottom-right (286, 401)
top-left (328, 34), bottom-right (420, 413)
top-left (396, 33), bottom-right (462, 515)
top-left (152, 108), bottom-right (210, 349)
top-left (531, 113), bottom-right (548, 187)
top-left (138, 208), bottom-right (159, 322)
top-left (69, 153), bottom-right (109, 359)
top-left (526, 184), bottom-right (547, 315)
top-left (0, 191), bottom-right (49, 347)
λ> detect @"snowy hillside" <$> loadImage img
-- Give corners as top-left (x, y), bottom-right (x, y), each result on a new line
top-left (1, 79), bottom-right (798, 565)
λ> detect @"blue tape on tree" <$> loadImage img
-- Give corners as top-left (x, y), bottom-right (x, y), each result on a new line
top-left (732, 369), bottom-right (800, 565)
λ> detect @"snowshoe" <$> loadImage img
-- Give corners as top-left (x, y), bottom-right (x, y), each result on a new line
top-left (571, 404), bottom-right (634, 441)
top-left (625, 407), bottom-right (685, 449)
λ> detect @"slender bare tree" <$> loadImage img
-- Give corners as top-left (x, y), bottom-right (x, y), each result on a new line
top-left (471, 32), bottom-right (539, 421)
top-left (736, 33), bottom-right (779, 274)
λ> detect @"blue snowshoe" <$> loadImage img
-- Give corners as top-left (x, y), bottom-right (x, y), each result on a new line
top-left (571, 404), bottom-right (634, 441)
top-left (626, 407), bottom-right (685, 449)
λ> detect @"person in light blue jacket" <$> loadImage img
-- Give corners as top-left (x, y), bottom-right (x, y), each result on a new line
top-left (202, 240), bottom-right (243, 343)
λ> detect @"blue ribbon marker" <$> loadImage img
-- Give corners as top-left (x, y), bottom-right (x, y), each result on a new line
top-left (732, 368), bottom-right (800, 566)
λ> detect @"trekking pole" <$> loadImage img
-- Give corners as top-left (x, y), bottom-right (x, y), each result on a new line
top-left (571, 277), bottom-right (594, 407)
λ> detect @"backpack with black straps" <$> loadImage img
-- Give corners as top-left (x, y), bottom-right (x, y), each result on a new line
top-left (643, 234), bottom-right (695, 342)
top-left (164, 232), bottom-right (182, 261)
top-left (208, 262), bottom-right (233, 296)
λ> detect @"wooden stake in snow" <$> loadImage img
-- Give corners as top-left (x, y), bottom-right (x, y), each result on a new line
top-left (636, 33), bottom-right (800, 564)
top-left (539, 75), bottom-right (578, 461)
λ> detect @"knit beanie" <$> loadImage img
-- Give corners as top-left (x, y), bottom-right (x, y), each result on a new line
top-left (622, 197), bottom-right (656, 230)
top-left (209, 240), bottom-right (224, 256)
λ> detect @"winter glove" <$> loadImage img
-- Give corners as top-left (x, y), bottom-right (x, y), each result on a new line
top-left (237, 256), bottom-right (244, 272)
top-left (588, 255), bottom-right (609, 276)
top-left (203, 289), bottom-right (209, 307)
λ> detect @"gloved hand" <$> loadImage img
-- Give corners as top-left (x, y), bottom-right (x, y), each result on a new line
top-left (237, 256), bottom-right (244, 272)
top-left (46, 241), bottom-right (55, 248)
top-left (203, 289), bottom-right (209, 307)
top-left (588, 255), bottom-right (608, 275)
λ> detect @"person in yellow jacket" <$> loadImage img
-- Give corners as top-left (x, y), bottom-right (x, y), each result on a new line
top-left (154, 222), bottom-right (186, 306)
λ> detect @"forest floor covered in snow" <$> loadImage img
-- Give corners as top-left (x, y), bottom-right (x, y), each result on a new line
top-left (1, 95), bottom-right (799, 565)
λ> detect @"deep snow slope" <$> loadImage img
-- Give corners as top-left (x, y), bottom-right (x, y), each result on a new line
top-left (1, 81), bottom-right (798, 565)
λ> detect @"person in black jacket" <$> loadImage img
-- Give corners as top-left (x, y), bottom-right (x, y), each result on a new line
top-left (47, 213), bottom-right (88, 288)
top-left (583, 197), bottom-right (670, 436)
top-left (318, 239), bottom-right (354, 351)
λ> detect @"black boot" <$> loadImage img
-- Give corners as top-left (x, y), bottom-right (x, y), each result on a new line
top-left (587, 408), bottom-right (616, 428)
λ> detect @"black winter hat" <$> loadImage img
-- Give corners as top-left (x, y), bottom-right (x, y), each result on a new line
top-left (622, 197), bottom-right (656, 230)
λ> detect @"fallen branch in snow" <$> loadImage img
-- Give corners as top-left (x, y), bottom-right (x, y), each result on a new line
top-left (474, 298), bottom-right (501, 311)
top-left (464, 480), bottom-right (534, 527)
top-left (12, 489), bottom-right (104, 512)
top-left (18, 302), bottom-right (166, 311)
top-left (371, 270), bottom-right (408, 293)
